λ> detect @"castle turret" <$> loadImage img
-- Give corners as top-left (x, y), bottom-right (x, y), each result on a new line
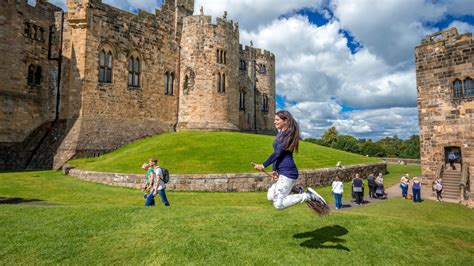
top-left (177, 14), bottom-right (240, 131)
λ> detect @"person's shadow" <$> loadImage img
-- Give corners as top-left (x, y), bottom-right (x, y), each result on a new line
top-left (293, 225), bottom-right (350, 251)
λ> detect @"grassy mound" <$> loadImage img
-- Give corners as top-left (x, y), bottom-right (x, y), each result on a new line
top-left (1, 164), bottom-right (473, 265)
top-left (69, 131), bottom-right (380, 174)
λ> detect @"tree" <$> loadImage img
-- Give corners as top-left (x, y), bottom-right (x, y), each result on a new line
top-left (333, 135), bottom-right (361, 154)
top-left (360, 141), bottom-right (386, 157)
top-left (321, 126), bottom-right (338, 147)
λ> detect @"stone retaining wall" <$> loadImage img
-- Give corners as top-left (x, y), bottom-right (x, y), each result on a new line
top-left (68, 162), bottom-right (386, 192)
top-left (381, 158), bottom-right (421, 165)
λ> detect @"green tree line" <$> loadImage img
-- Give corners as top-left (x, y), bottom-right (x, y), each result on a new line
top-left (305, 126), bottom-right (420, 159)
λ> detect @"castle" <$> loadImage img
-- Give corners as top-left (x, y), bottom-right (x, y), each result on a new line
top-left (0, 0), bottom-right (276, 170)
top-left (416, 28), bottom-right (473, 202)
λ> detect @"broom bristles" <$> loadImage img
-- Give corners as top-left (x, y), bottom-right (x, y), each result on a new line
top-left (291, 186), bottom-right (331, 216)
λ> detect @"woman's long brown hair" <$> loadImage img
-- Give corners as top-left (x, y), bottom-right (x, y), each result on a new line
top-left (277, 110), bottom-right (300, 153)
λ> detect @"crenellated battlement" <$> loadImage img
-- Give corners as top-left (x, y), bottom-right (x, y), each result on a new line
top-left (239, 45), bottom-right (275, 60)
top-left (419, 27), bottom-right (473, 47)
top-left (183, 15), bottom-right (240, 35)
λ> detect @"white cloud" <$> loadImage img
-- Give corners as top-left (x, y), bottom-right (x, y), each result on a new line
top-left (332, 107), bottom-right (419, 139)
top-left (194, 0), bottom-right (322, 31)
top-left (448, 21), bottom-right (474, 35)
top-left (331, 0), bottom-right (445, 67)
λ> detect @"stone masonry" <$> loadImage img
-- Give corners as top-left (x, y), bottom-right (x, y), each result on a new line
top-left (0, 0), bottom-right (276, 170)
top-left (68, 162), bottom-right (387, 192)
top-left (415, 28), bottom-right (473, 186)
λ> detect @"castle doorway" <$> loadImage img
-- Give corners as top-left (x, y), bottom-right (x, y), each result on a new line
top-left (444, 146), bottom-right (462, 171)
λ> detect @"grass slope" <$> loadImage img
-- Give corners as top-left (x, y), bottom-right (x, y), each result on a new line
top-left (1, 165), bottom-right (473, 265)
top-left (69, 131), bottom-right (380, 174)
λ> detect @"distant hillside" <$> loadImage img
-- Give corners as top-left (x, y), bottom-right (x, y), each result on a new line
top-left (69, 131), bottom-right (381, 174)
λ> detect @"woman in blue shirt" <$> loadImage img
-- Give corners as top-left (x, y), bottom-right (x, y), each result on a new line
top-left (254, 110), bottom-right (324, 209)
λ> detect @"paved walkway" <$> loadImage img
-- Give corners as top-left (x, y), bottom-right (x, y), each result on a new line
top-left (329, 182), bottom-right (456, 210)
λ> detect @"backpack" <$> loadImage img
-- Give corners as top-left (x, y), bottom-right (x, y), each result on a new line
top-left (159, 167), bottom-right (170, 184)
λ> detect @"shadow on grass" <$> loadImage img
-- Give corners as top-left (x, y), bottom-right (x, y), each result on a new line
top-left (293, 225), bottom-right (350, 251)
top-left (0, 197), bottom-right (42, 204)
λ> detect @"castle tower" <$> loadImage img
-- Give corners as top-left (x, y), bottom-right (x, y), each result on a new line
top-left (254, 49), bottom-right (276, 133)
top-left (177, 15), bottom-right (240, 131)
top-left (416, 28), bottom-right (473, 200)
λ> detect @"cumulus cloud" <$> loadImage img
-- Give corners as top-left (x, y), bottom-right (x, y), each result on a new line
top-left (194, 0), bottom-right (323, 31)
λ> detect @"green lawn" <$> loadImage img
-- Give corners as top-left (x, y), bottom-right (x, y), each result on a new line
top-left (1, 164), bottom-right (473, 265)
top-left (69, 131), bottom-right (380, 174)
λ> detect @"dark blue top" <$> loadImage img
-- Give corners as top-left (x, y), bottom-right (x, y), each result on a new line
top-left (263, 131), bottom-right (298, 179)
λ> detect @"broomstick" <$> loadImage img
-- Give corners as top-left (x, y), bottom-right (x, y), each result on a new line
top-left (251, 162), bottom-right (330, 216)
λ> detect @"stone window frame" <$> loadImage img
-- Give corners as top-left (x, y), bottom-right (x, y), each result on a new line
top-left (127, 50), bottom-right (141, 88)
top-left (164, 71), bottom-right (175, 96)
top-left (257, 63), bottom-right (266, 74)
top-left (97, 42), bottom-right (116, 84)
top-left (463, 77), bottom-right (473, 97)
top-left (239, 59), bottom-right (246, 71)
top-left (27, 64), bottom-right (42, 86)
top-left (452, 76), bottom-right (474, 100)
top-left (216, 49), bottom-right (226, 65)
top-left (261, 94), bottom-right (269, 112)
top-left (239, 89), bottom-right (246, 111)
top-left (24, 21), bottom-right (45, 42)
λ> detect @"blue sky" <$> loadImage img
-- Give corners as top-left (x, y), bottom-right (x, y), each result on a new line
top-left (38, 0), bottom-right (474, 140)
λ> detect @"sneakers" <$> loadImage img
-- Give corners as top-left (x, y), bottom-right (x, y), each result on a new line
top-left (307, 187), bottom-right (327, 205)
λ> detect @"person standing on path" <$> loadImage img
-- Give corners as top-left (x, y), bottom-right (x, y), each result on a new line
top-left (254, 110), bottom-right (326, 209)
top-left (367, 173), bottom-right (376, 199)
top-left (331, 176), bottom-right (343, 209)
top-left (400, 173), bottom-right (410, 199)
top-left (412, 177), bottom-right (422, 202)
top-left (352, 173), bottom-right (364, 205)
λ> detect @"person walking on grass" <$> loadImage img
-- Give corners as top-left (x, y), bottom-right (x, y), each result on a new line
top-left (331, 176), bottom-right (343, 209)
top-left (412, 177), bottom-right (422, 203)
top-left (145, 157), bottom-right (170, 207)
top-left (253, 110), bottom-right (327, 210)
top-left (352, 173), bottom-right (364, 205)
top-left (141, 163), bottom-right (154, 200)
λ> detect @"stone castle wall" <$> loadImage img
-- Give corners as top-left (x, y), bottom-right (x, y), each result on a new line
top-left (416, 28), bottom-right (474, 181)
top-left (0, 0), bottom-right (62, 142)
top-left (0, 0), bottom-right (277, 170)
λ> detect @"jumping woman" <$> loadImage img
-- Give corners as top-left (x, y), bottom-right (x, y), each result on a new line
top-left (253, 110), bottom-right (328, 211)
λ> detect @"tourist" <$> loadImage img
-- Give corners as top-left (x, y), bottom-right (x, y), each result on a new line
top-left (412, 177), bottom-right (422, 202)
top-left (375, 172), bottom-right (386, 199)
top-left (331, 176), bottom-right (343, 209)
top-left (434, 177), bottom-right (443, 201)
top-left (254, 110), bottom-right (327, 210)
top-left (447, 151), bottom-right (457, 170)
top-left (146, 157), bottom-right (170, 207)
top-left (400, 173), bottom-right (410, 199)
top-left (367, 173), bottom-right (376, 199)
top-left (352, 173), bottom-right (364, 205)
top-left (141, 162), bottom-right (153, 200)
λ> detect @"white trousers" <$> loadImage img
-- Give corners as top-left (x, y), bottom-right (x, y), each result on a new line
top-left (267, 175), bottom-right (307, 209)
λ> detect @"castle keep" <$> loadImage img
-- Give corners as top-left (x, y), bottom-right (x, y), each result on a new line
top-left (0, 0), bottom-right (276, 170)
top-left (416, 28), bottom-right (473, 202)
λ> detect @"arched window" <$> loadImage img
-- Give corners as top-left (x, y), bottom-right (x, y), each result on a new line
top-left (453, 79), bottom-right (462, 98)
top-left (216, 50), bottom-right (220, 63)
top-left (258, 63), bottom-right (266, 74)
top-left (99, 49), bottom-right (113, 83)
top-left (223, 51), bottom-right (226, 64)
top-left (239, 91), bottom-right (245, 110)
top-left (221, 74), bottom-right (225, 92)
top-left (35, 66), bottom-right (41, 85)
top-left (164, 72), bottom-right (169, 95)
top-left (27, 64), bottom-right (35, 85)
top-left (464, 77), bottom-right (473, 97)
top-left (128, 56), bottom-right (140, 87)
top-left (169, 72), bottom-right (175, 95)
top-left (262, 94), bottom-right (269, 112)
top-left (239, 60), bottom-right (246, 70)
top-left (27, 64), bottom-right (41, 85)
top-left (220, 51), bottom-right (223, 64)
top-left (217, 72), bottom-right (221, 92)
